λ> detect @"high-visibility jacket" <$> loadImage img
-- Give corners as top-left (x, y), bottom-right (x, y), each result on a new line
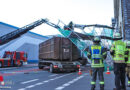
top-left (126, 48), bottom-right (130, 64)
top-left (110, 40), bottom-right (126, 63)
top-left (87, 45), bottom-right (107, 68)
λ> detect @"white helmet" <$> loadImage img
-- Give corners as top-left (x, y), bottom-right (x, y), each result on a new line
top-left (93, 36), bottom-right (101, 42)
top-left (126, 41), bottom-right (130, 46)
top-left (113, 32), bottom-right (121, 38)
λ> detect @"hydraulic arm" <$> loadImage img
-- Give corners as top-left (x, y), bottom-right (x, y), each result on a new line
top-left (0, 19), bottom-right (48, 45)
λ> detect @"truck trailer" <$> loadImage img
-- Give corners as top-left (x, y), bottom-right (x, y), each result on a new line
top-left (38, 37), bottom-right (81, 73)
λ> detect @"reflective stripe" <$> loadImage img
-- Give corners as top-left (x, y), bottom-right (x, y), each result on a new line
top-left (88, 52), bottom-right (91, 55)
top-left (128, 81), bottom-right (130, 84)
top-left (91, 65), bottom-right (104, 68)
top-left (91, 59), bottom-right (104, 67)
top-left (99, 81), bottom-right (104, 84)
top-left (114, 60), bottom-right (125, 63)
top-left (126, 49), bottom-right (130, 64)
top-left (92, 54), bottom-right (102, 59)
top-left (91, 81), bottom-right (96, 85)
top-left (103, 52), bottom-right (106, 55)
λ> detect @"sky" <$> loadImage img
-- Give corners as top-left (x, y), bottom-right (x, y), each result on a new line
top-left (0, 0), bottom-right (114, 36)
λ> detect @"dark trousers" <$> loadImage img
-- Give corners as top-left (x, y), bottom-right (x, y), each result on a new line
top-left (114, 63), bottom-right (126, 90)
top-left (127, 74), bottom-right (130, 81)
top-left (126, 66), bottom-right (130, 83)
top-left (91, 67), bottom-right (104, 90)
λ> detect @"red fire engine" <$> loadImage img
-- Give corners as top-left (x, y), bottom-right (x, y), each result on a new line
top-left (0, 51), bottom-right (27, 67)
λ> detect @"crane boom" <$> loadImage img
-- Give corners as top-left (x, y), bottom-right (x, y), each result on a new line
top-left (0, 19), bottom-right (47, 45)
top-left (74, 24), bottom-right (115, 29)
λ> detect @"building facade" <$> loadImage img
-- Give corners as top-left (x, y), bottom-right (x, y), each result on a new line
top-left (113, 0), bottom-right (130, 40)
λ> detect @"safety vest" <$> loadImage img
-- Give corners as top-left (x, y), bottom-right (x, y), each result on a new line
top-left (126, 48), bottom-right (130, 64)
top-left (90, 45), bottom-right (104, 68)
top-left (111, 40), bottom-right (126, 63)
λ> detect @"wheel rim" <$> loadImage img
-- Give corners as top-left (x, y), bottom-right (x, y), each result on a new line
top-left (0, 63), bottom-right (2, 67)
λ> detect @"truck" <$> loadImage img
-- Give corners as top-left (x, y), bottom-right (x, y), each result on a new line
top-left (0, 51), bottom-right (27, 67)
top-left (38, 37), bottom-right (81, 73)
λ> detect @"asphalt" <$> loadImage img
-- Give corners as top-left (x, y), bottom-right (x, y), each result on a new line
top-left (0, 65), bottom-right (130, 90)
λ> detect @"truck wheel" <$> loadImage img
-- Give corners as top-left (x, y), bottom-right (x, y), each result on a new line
top-left (50, 64), bottom-right (55, 73)
top-left (16, 61), bottom-right (23, 67)
top-left (0, 62), bottom-right (2, 68)
top-left (38, 63), bottom-right (44, 69)
top-left (19, 61), bottom-right (23, 67)
top-left (38, 65), bottom-right (43, 69)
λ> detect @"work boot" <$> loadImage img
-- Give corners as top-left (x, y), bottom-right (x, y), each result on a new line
top-left (100, 84), bottom-right (104, 90)
top-left (113, 88), bottom-right (121, 90)
top-left (91, 87), bottom-right (95, 90)
top-left (91, 86), bottom-right (95, 90)
top-left (100, 85), bottom-right (104, 90)
top-left (100, 87), bottom-right (104, 90)
top-left (121, 86), bottom-right (126, 90)
top-left (113, 88), bottom-right (117, 90)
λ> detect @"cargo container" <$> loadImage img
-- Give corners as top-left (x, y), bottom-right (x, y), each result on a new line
top-left (38, 37), bottom-right (83, 73)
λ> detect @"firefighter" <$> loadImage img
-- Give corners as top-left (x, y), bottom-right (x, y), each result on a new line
top-left (87, 36), bottom-right (107, 90)
top-left (110, 33), bottom-right (127, 90)
top-left (125, 41), bottom-right (130, 87)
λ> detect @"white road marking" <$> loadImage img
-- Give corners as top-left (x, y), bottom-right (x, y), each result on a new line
top-left (49, 74), bottom-right (58, 77)
top-left (63, 83), bottom-right (70, 87)
top-left (55, 74), bottom-right (88, 90)
top-left (35, 82), bottom-right (43, 85)
top-left (18, 89), bottom-right (25, 90)
top-left (26, 85), bottom-right (35, 88)
top-left (50, 78), bottom-right (55, 80)
top-left (18, 73), bottom-right (72, 90)
top-left (43, 80), bottom-right (50, 83)
top-left (55, 87), bottom-right (64, 90)
top-left (21, 79), bottom-right (39, 84)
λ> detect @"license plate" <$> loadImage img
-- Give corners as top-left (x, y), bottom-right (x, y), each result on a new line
top-left (64, 65), bottom-right (71, 68)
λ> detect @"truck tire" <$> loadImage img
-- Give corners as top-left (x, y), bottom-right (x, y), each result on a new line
top-left (38, 65), bottom-right (43, 69)
top-left (0, 62), bottom-right (2, 68)
top-left (15, 61), bottom-right (23, 67)
top-left (50, 64), bottom-right (55, 73)
top-left (38, 63), bottom-right (44, 69)
top-left (19, 61), bottom-right (23, 67)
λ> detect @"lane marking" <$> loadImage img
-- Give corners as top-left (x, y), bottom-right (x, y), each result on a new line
top-left (35, 82), bottom-right (43, 85)
top-left (49, 74), bottom-right (58, 77)
top-left (18, 89), bottom-right (25, 90)
top-left (26, 85), bottom-right (35, 88)
top-left (55, 74), bottom-right (88, 90)
top-left (21, 79), bottom-right (39, 84)
top-left (18, 73), bottom-right (72, 90)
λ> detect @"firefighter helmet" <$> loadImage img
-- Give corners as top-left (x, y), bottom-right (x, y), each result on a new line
top-left (93, 36), bottom-right (101, 42)
top-left (126, 40), bottom-right (130, 46)
top-left (113, 32), bottom-right (121, 38)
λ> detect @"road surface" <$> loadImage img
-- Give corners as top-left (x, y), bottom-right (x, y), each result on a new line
top-left (0, 64), bottom-right (130, 90)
